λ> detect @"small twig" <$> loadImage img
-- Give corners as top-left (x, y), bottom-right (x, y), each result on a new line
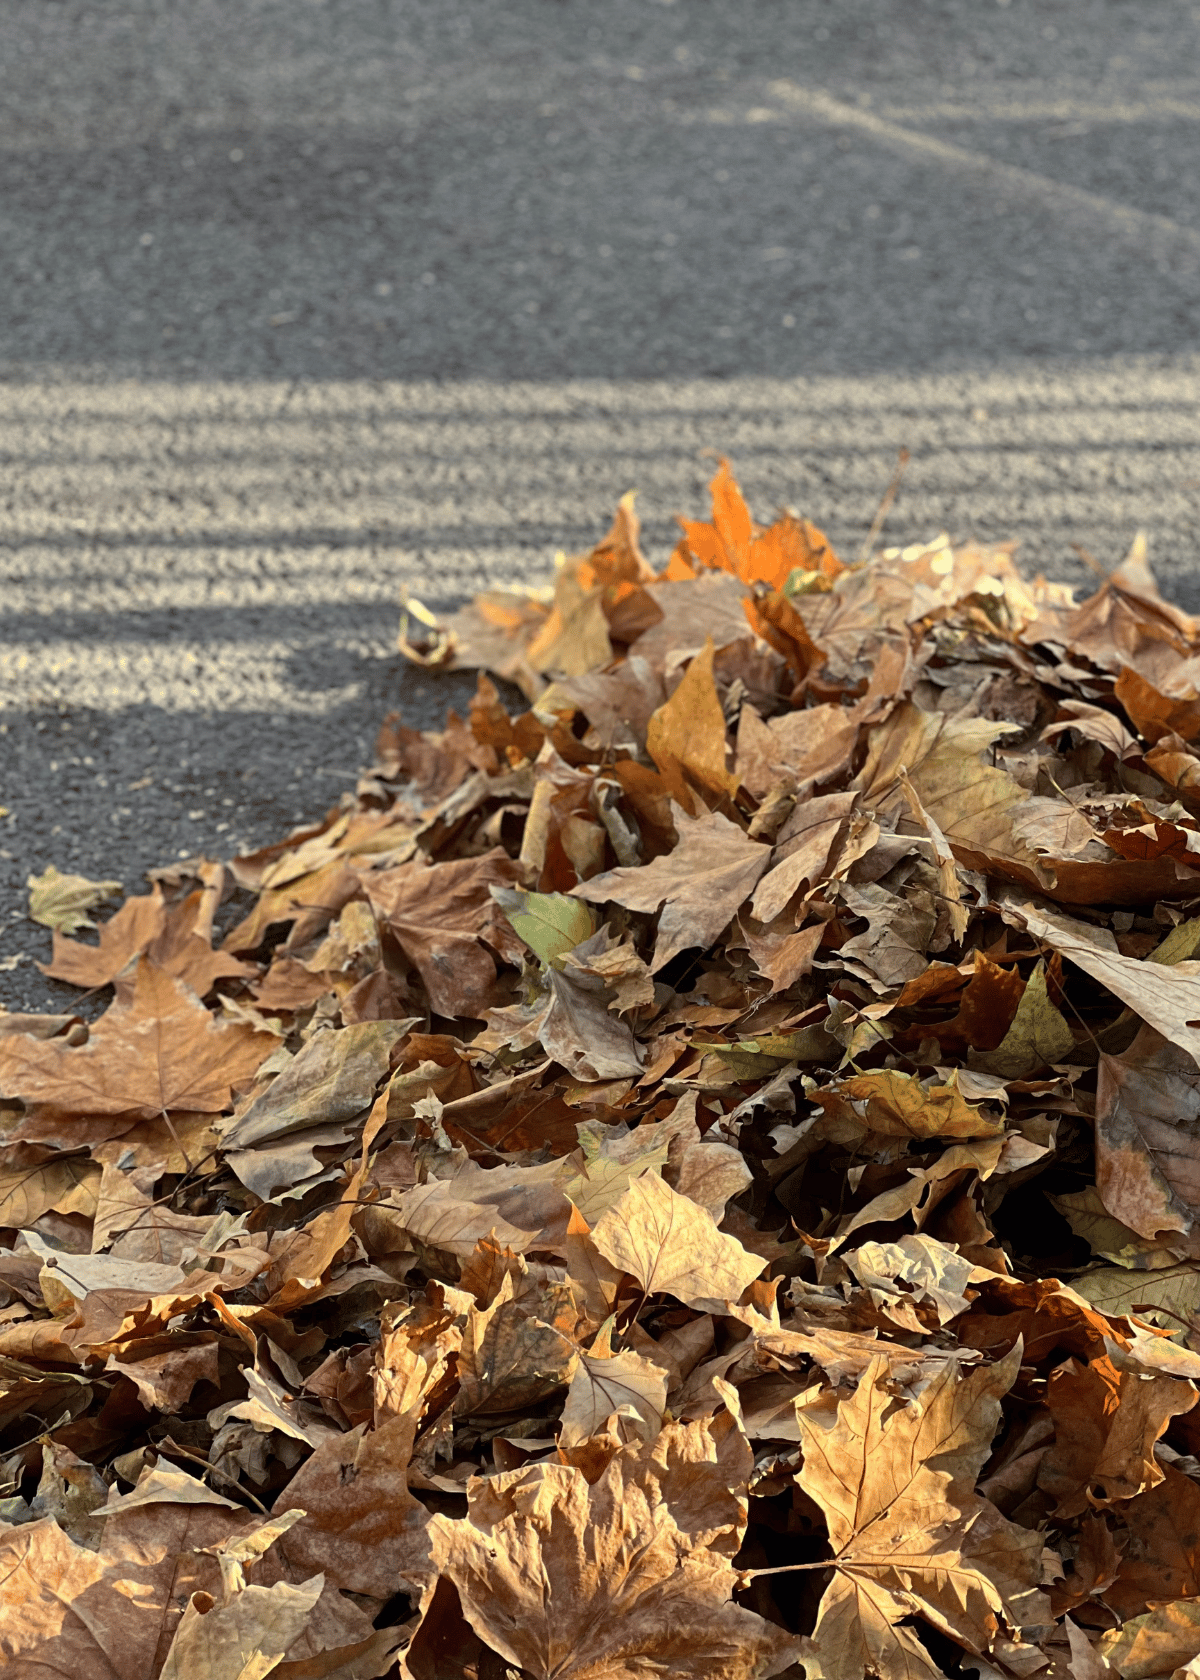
top-left (157, 1438), bottom-right (270, 1514)
top-left (857, 448), bottom-right (910, 564)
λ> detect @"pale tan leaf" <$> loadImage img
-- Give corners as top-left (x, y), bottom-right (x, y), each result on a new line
top-left (558, 1345), bottom-right (669, 1448)
top-left (27, 865), bottom-right (123, 933)
top-left (590, 1171), bottom-right (765, 1311)
top-left (159, 1576), bottom-right (324, 1680)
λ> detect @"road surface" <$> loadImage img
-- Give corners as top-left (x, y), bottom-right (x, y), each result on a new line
top-left (2, 0), bottom-right (1199, 1008)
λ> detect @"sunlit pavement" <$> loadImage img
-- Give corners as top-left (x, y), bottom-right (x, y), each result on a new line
top-left (1, 1), bottom-right (1199, 1007)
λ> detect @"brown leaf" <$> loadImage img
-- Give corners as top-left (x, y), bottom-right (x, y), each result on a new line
top-left (0, 958), bottom-right (273, 1117)
top-left (749, 791), bottom-right (857, 921)
top-left (40, 888), bottom-right (167, 988)
top-left (1038, 1354), bottom-right (1197, 1518)
top-left (646, 636), bottom-right (738, 810)
top-left (455, 1271), bottom-right (578, 1415)
top-left (1098, 1595), bottom-right (1200, 1678)
top-left (158, 1576), bottom-right (325, 1680)
top-left (796, 1347), bottom-right (1048, 1679)
top-left (1095, 1023), bottom-right (1200, 1249)
top-left (1107, 1465), bottom-right (1200, 1619)
top-left (222, 1020), bottom-right (409, 1152)
top-left (270, 1415), bottom-right (433, 1599)
top-left (424, 1422), bottom-right (804, 1680)
top-left (1116, 665), bottom-right (1200, 745)
top-left (558, 1344), bottom-right (669, 1448)
top-left (574, 807), bottom-right (769, 972)
top-left (365, 849), bottom-right (525, 1017)
top-left (0, 1474), bottom-right (261, 1677)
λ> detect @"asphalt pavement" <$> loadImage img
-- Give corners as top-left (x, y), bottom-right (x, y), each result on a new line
top-left (2, 0), bottom-right (1199, 1010)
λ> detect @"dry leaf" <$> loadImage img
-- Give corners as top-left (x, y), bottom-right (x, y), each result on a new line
top-left (796, 1347), bottom-right (1048, 1679)
top-left (424, 1425), bottom-right (805, 1680)
top-left (589, 1171), bottom-right (766, 1311)
top-left (27, 865), bottom-right (123, 933)
top-left (574, 806), bottom-right (769, 971)
top-left (0, 958), bottom-right (273, 1116)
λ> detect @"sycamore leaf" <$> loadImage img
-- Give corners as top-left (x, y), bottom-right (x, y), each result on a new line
top-left (27, 865), bottom-right (123, 933)
top-left (646, 636), bottom-right (739, 809)
top-left (589, 1171), bottom-right (766, 1311)
top-left (158, 1576), bottom-right (325, 1680)
top-left (490, 887), bottom-right (596, 968)
top-left (558, 1344), bottom-right (669, 1448)
top-left (796, 1347), bottom-right (1048, 1680)
top-left (574, 806), bottom-right (770, 971)
top-left (1073, 1262), bottom-right (1200, 1330)
top-left (814, 1068), bottom-right (1006, 1144)
top-left (0, 959), bottom-right (274, 1116)
top-left (0, 1154), bottom-right (99, 1227)
top-left (844, 1233), bottom-right (984, 1326)
top-left (534, 960), bottom-right (644, 1082)
top-left (0, 1482), bottom-right (262, 1677)
top-left (269, 1416), bottom-right (432, 1598)
top-left (381, 1178), bottom-right (539, 1258)
top-left (426, 1428), bottom-right (805, 1680)
top-left (40, 888), bottom-right (167, 987)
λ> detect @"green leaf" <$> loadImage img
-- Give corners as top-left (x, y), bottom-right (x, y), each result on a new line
top-left (1150, 916), bottom-right (1200, 966)
top-left (490, 887), bottom-right (596, 969)
top-left (695, 1025), bottom-right (837, 1081)
top-left (969, 959), bottom-right (1073, 1080)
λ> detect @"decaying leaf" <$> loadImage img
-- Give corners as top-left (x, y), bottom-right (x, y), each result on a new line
top-left (11, 465), bottom-right (1200, 1679)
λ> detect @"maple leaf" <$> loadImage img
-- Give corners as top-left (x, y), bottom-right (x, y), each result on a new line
top-left (573, 806), bottom-right (770, 971)
top-left (425, 1419), bottom-right (805, 1680)
top-left (0, 958), bottom-right (273, 1116)
top-left (589, 1171), bottom-right (766, 1311)
top-left (796, 1347), bottom-right (1049, 1679)
top-left (365, 848), bottom-right (525, 1017)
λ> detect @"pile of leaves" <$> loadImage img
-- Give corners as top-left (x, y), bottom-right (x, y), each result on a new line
top-left (11, 462), bottom-right (1200, 1680)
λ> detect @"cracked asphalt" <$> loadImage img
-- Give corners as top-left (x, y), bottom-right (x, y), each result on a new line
top-left (2, 0), bottom-right (1200, 1009)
